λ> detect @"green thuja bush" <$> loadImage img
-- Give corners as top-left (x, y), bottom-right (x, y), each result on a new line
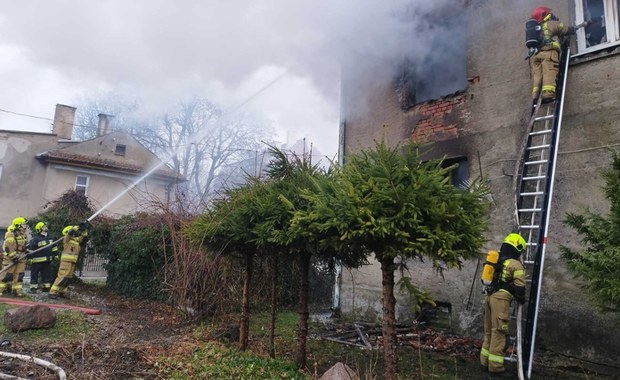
top-left (91, 213), bottom-right (170, 300)
top-left (561, 151), bottom-right (620, 311)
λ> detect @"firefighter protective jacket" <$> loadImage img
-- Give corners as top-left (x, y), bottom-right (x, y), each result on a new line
top-left (3, 230), bottom-right (27, 259)
top-left (61, 229), bottom-right (87, 263)
top-left (28, 233), bottom-right (59, 262)
top-left (540, 20), bottom-right (573, 52)
top-left (493, 258), bottom-right (526, 301)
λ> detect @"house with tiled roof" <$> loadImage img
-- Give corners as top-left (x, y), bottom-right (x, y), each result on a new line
top-left (0, 104), bottom-right (183, 230)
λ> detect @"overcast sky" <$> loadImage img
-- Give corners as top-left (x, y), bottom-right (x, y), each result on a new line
top-left (0, 0), bottom-right (460, 158)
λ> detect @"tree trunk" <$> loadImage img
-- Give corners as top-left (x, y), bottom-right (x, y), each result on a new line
top-left (239, 252), bottom-right (254, 351)
top-left (380, 255), bottom-right (398, 380)
top-left (295, 251), bottom-right (311, 369)
top-left (269, 255), bottom-right (278, 358)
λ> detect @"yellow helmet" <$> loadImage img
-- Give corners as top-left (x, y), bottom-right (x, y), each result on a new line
top-left (504, 233), bottom-right (526, 253)
top-left (62, 225), bottom-right (76, 236)
top-left (12, 217), bottom-right (27, 228)
top-left (35, 222), bottom-right (47, 233)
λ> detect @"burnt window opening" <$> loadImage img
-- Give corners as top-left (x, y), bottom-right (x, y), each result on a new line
top-left (115, 144), bottom-right (126, 156)
top-left (395, 3), bottom-right (468, 109)
top-left (443, 156), bottom-right (469, 189)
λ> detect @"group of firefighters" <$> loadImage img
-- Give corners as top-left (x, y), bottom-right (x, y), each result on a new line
top-left (1, 216), bottom-right (88, 299)
top-left (0, 5), bottom-right (586, 379)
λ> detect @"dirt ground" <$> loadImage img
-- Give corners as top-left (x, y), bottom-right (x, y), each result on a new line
top-left (0, 283), bottom-right (616, 380)
top-left (0, 283), bottom-right (199, 379)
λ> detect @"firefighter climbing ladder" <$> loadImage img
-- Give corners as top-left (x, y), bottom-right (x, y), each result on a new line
top-left (513, 45), bottom-right (571, 379)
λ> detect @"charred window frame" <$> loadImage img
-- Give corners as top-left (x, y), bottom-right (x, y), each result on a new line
top-left (574, 0), bottom-right (620, 53)
top-left (396, 59), bottom-right (417, 111)
top-left (394, 3), bottom-right (467, 109)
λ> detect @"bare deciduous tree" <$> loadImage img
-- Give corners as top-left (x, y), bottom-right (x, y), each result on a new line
top-left (75, 96), bottom-right (273, 208)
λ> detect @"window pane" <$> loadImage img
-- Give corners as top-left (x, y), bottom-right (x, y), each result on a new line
top-left (75, 175), bottom-right (88, 195)
top-left (115, 144), bottom-right (126, 156)
top-left (584, 0), bottom-right (607, 47)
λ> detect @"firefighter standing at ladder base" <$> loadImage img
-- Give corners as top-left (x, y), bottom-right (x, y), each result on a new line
top-left (480, 233), bottom-right (527, 377)
top-left (0, 217), bottom-right (29, 297)
top-left (28, 222), bottom-right (59, 293)
top-left (527, 6), bottom-right (588, 103)
top-left (49, 222), bottom-right (88, 299)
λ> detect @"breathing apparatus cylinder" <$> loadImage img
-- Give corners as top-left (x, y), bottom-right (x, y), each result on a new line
top-left (481, 250), bottom-right (499, 285)
top-left (525, 18), bottom-right (542, 49)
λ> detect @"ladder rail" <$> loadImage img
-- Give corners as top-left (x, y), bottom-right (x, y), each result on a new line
top-left (524, 45), bottom-right (571, 379)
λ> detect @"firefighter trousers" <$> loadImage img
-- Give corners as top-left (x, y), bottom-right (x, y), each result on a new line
top-left (30, 261), bottom-right (53, 290)
top-left (50, 260), bottom-right (76, 296)
top-left (0, 257), bottom-right (26, 295)
top-left (480, 294), bottom-right (511, 373)
top-left (530, 49), bottom-right (560, 101)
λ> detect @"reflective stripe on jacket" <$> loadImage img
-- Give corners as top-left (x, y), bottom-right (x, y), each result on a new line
top-left (61, 233), bottom-right (85, 263)
top-left (3, 232), bottom-right (27, 258)
top-left (495, 258), bottom-right (526, 299)
top-left (540, 20), bottom-right (571, 52)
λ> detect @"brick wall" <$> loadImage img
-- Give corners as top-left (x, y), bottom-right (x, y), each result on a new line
top-left (411, 93), bottom-right (466, 143)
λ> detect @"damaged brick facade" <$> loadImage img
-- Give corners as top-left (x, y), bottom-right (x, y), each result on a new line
top-left (411, 94), bottom-right (465, 143)
top-left (338, 0), bottom-right (620, 366)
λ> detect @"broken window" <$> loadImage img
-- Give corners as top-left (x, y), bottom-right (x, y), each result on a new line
top-left (575, 0), bottom-right (620, 53)
top-left (75, 175), bottom-right (89, 195)
top-left (395, 3), bottom-right (467, 108)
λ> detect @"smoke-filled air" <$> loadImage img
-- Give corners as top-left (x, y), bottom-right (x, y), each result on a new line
top-left (0, 0), bottom-right (467, 202)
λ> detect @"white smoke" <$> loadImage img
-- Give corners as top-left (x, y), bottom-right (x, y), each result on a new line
top-left (0, 0), bottom-right (468, 154)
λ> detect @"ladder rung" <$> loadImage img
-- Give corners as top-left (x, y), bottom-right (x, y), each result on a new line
top-left (524, 159), bottom-right (548, 165)
top-left (527, 144), bottom-right (550, 151)
top-left (530, 129), bottom-right (552, 136)
top-left (518, 208), bottom-right (542, 212)
top-left (526, 242), bottom-right (538, 246)
top-left (534, 114), bottom-right (554, 122)
top-left (520, 225), bottom-right (540, 229)
top-left (523, 175), bottom-right (546, 181)
top-left (524, 260), bottom-right (535, 264)
top-left (520, 191), bottom-right (544, 196)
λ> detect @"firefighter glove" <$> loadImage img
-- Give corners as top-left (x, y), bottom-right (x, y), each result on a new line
top-left (78, 220), bottom-right (90, 232)
top-left (575, 21), bottom-right (588, 29)
top-left (514, 286), bottom-right (526, 304)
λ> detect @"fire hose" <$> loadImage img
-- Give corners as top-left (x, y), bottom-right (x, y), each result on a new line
top-left (0, 237), bottom-right (64, 278)
top-left (0, 351), bottom-right (66, 379)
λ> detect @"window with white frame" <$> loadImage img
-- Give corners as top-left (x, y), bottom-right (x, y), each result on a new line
top-left (75, 175), bottom-right (89, 195)
top-left (575, 0), bottom-right (620, 53)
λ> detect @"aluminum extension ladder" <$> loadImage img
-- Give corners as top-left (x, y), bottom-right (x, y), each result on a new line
top-left (513, 45), bottom-right (571, 379)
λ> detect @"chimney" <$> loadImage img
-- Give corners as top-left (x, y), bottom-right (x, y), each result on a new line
top-left (97, 113), bottom-right (113, 136)
top-left (52, 104), bottom-right (76, 140)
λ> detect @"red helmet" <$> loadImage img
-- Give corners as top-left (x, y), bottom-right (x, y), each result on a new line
top-left (531, 6), bottom-right (551, 23)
